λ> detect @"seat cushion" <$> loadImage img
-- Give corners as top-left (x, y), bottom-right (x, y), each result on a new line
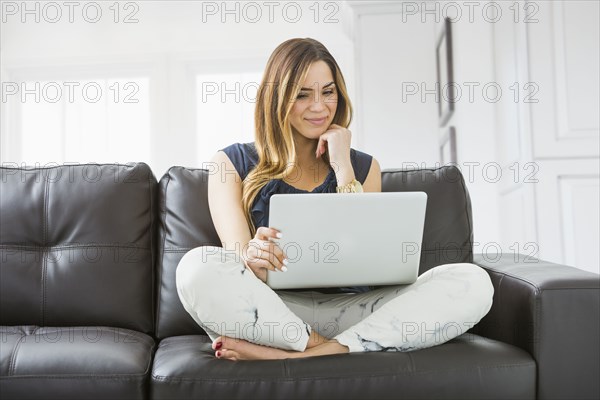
top-left (0, 326), bottom-right (155, 400)
top-left (151, 333), bottom-right (535, 400)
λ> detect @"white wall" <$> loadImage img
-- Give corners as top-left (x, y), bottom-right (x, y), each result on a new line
top-left (355, 11), bottom-right (439, 169)
top-left (523, 1), bottom-right (599, 273)
top-left (491, 0), bottom-right (538, 264)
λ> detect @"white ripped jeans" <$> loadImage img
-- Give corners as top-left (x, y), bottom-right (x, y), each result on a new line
top-left (175, 246), bottom-right (494, 353)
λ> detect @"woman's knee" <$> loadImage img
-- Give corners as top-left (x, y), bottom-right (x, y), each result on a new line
top-left (450, 262), bottom-right (488, 278)
top-left (454, 263), bottom-right (495, 307)
top-left (432, 262), bottom-right (489, 280)
top-left (428, 263), bottom-right (494, 301)
top-left (175, 246), bottom-right (230, 300)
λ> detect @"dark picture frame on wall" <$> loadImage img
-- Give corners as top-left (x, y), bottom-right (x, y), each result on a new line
top-left (439, 126), bottom-right (457, 165)
top-left (436, 17), bottom-right (455, 127)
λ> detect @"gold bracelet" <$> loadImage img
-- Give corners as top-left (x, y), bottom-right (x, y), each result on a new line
top-left (336, 178), bottom-right (364, 193)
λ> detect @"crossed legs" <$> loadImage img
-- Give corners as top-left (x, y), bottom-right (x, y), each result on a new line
top-left (176, 246), bottom-right (494, 360)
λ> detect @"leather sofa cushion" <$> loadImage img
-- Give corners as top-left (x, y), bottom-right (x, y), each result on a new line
top-left (0, 326), bottom-right (155, 399)
top-left (151, 333), bottom-right (535, 399)
top-left (0, 163), bottom-right (157, 333)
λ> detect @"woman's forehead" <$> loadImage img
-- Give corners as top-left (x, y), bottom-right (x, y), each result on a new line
top-left (302, 61), bottom-right (334, 85)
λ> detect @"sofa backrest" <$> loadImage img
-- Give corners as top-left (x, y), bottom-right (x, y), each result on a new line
top-left (156, 165), bottom-right (474, 339)
top-left (0, 163), bottom-right (157, 334)
top-left (155, 167), bottom-right (221, 339)
top-left (382, 166), bottom-right (474, 270)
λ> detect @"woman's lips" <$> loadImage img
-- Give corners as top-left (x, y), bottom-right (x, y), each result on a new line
top-left (306, 117), bottom-right (327, 126)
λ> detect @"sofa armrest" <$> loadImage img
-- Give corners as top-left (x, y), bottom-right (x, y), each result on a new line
top-left (471, 252), bottom-right (599, 400)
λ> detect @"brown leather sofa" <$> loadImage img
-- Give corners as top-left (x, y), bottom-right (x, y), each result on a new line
top-left (1, 162), bottom-right (598, 399)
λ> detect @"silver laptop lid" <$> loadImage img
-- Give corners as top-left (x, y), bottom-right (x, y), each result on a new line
top-left (266, 192), bottom-right (427, 289)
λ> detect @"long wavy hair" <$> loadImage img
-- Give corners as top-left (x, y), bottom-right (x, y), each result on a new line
top-left (242, 38), bottom-right (353, 237)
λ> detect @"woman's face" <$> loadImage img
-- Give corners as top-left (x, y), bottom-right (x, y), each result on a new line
top-left (289, 60), bottom-right (338, 140)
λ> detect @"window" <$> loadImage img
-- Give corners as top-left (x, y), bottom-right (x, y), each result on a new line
top-left (18, 77), bottom-right (150, 166)
top-left (195, 71), bottom-right (262, 165)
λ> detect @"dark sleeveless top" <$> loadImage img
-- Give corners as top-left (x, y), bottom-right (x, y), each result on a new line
top-left (220, 141), bottom-right (374, 294)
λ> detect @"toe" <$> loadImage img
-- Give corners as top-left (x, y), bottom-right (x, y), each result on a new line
top-left (220, 336), bottom-right (241, 351)
top-left (212, 336), bottom-right (224, 351)
top-left (218, 349), bottom-right (239, 361)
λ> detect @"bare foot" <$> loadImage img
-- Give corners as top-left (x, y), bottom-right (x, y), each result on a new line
top-left (212, 336), bottom-right (291, 361)
top-left (212, 336), bottom-right (349, 361)
top-left (306, 330), bottom-right (330, 349)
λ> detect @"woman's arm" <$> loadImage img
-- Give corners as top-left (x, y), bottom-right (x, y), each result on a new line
top-left (362, 157), bottom-right (382, 193)
top-left (207, 151), bottom-right (288, 280)
top-left (207, 150), bottom-right (253, 262)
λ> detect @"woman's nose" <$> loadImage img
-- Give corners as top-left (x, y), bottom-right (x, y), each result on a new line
top-left (308, 94), bottom-right (327, 111)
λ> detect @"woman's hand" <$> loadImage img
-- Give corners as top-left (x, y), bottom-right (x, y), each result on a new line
top-left (315, 123), bottom-right (352, 169)
top-left (242, 227), bottom-right (288, 283)
top-left (315, 124), bottom-right (356, 185)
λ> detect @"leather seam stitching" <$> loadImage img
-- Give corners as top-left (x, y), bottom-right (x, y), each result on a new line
top-left (151, 361), bottom-right (536, 382)
top-left (0, 163), bottom-right (139, 172)
top-left (155, 168), bottom-right (173, 338)
top-left (7, 331), bottom-right (28, 376)
top-left (1, 374), bottom-right (148, 380)
top-left (146, 164), bottom-right (157, 335)
top-left (42, 173), bottom-right (49, 326)
top-left (481, 266), bottom-right (597, 291)
top-left (457, 166), bottom-right (474, 263)
top-left (0, 244), bottom-right (150, 250)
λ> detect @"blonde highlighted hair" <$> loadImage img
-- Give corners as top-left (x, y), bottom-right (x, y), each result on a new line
top-left (242, 38), bottom-right (353, 237)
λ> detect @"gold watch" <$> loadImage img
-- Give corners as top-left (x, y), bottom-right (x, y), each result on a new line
top-left (336, 178), bottom-right (364, 193)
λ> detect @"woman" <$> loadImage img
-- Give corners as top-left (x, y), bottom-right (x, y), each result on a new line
top-left (176, 37), bottom-right (494, 361)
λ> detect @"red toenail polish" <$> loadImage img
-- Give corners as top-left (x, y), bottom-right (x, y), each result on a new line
top-left (216, 351), bottom-right (221, 357)
top-left (216, 342), bottom-right (222, 349)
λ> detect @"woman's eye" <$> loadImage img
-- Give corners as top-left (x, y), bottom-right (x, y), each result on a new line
top-left (296, 90), bottom-right (335, 100)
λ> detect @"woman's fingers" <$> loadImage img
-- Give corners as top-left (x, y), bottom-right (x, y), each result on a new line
top-left (316, 125), bottom-right (351, 160)
top-left (248, 253), bottom-right (280, 273)
top-left (254, 226), bottom-right (270, 241)
top-left (255, 226), bottom-right (281, 241)
top-left (255, 241), bottom-right (286, 271)
top-left (245, 242), bottom-right (282, 272)
top-left (264, 239), bottom-right (289, 271)
top-left (315, 133), bottom-right (329, 158)
top-left (248, 227), bottom-right (288, 273)
top-left (258, 227), bottom-right (287, 268)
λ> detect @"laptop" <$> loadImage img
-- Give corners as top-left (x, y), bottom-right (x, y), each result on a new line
top-left (266, 192), bottom-right (427, 289)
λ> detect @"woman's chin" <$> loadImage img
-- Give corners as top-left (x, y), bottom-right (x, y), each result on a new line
top-left (294, 129), bottom-right (325, 140)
